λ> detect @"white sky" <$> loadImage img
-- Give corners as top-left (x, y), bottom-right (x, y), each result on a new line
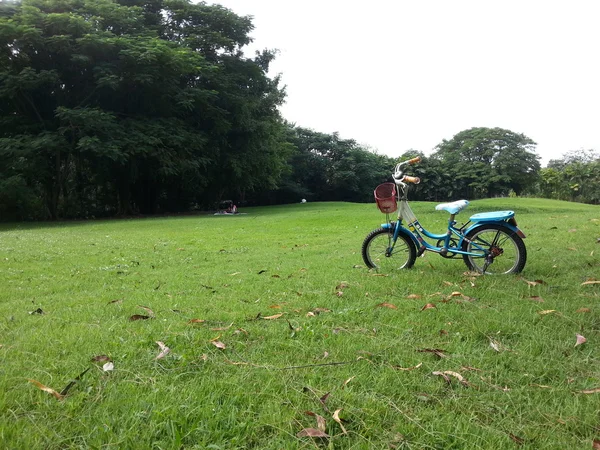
top-left (210, 0), bottom-right (600, 165)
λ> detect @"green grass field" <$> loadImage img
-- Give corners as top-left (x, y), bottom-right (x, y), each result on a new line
top-left (1, 198), bottom-right (599, 449)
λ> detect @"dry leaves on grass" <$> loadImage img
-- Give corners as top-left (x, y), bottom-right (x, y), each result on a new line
top-left (129, 314), bottom-right (151, 321)
top-left (155, 341), bottom-right (170, 360)
top-left (406, 294), bottom-right (421, 299)
top-left (538, 310), bottom-right (557, 316)
top-left (393, 362), bottom-right (422, 371)
top-left (296, 428), bottom-right (329, 438)
top-left (262, 313), bottom-right (283, 320)
top-left (593, 439), bottom-right (600, 450)
top-left (576, 308), bottom-right (591, 313)
top-left (420, 303), bottom-right (436, 311)
top-left (28, 379), bottom-right (64, 400)
top-left (526, 296), bottom-right (544, 303)
top-left (575, 334), bottom-right (587, 347)
top-left (342, 376), bottom-right (355, 389)
top-left (188, 319), bottom-right (205, 324)
top-left (582, 280), bottom-right (600, 286)
top-left (333, 409), bottom-right (347, 434)
top-left (523, 278), bottom-right (546, 287)
top-left (91, 355), bottom-right (111, 362)
top-left (305, 411), bottom-right (327, 432)
top-left (579, 388), bottom-right (600, 394)
top-left (376, 302), bottom-right (397, 309)
top-left (211, 340), bottom-right (226, 350)
top-left (137, 305), bottom-right (154, 316)
top-left (432, 370), bottom-right (470, 386)
top-left (417, 348), bottom-right (447, 358)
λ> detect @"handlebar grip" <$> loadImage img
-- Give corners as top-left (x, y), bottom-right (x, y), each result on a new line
top-left (408, 156), bottom-right (421, 165)
top-left (403, 176), bottom-right (421, 184)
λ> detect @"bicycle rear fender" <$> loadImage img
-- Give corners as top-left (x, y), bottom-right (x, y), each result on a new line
top-left (463, 220), bottom-right (526, 239)
top-left (381, 222), bottom-right (420, 246)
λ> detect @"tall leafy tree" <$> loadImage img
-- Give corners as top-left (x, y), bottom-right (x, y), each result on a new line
top-left (432, 127), bottom-right (540, 199)
top-left (0, 0), bottom-right (288, 219)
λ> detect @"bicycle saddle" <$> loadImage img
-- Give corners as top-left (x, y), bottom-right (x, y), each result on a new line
top-left (435, 200), bottom-right (469, 214)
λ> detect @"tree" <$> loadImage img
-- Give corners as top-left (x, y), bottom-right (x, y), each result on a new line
top-left (432, 127), bottom-right (540, 199)
top-left (0, 0), bottom-right (288, 219)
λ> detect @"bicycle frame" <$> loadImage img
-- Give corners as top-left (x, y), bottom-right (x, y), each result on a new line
top-left (380, 185), bottom-right (521, 259)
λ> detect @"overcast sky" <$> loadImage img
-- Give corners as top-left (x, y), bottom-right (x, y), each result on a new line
top-left (210, 0), bottom-right (600, 165)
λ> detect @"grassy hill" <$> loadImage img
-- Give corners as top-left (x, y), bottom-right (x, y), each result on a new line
top-left (0, 198), bottom-right (598, 448)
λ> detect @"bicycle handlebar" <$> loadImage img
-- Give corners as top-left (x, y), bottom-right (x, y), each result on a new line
top-left (407, 156), bottom-right (421, 165)
top-left (403, 175), bottom-right (421, 184)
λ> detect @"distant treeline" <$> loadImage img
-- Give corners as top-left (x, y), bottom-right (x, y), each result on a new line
top-left (1, 0), bottom-right (598, 220)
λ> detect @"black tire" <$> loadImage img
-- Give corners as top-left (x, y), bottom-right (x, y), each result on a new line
top-left (461, 224), bottom-right (527, 274)
top-left (362, 228), bottom-right (417, 271)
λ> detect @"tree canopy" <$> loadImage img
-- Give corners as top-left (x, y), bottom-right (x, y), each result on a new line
top-left (0, 1), bottom-right (595, 221)
top-left (0, 0), bottom-right (288, 219)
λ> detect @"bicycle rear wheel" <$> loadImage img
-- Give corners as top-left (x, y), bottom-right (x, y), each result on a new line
top-left (462, 224), bottom-right (526, 274)
top-left (362, 228), bottom-right (417, 271)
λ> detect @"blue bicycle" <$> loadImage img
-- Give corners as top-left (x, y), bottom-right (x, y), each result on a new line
top-left (362, 157), bottom-right (527, 274)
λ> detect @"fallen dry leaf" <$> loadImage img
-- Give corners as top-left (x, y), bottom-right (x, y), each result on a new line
top-left (450, 291), bottom-right (463, 297)
top-left (269, 304), bottom-right (282, 309)
top-left (91, 355), bottom-right (111, 362)
top-left (333, 409), bottom-right (348, 434)
top-left (509, 433), bottom-right (525, 445)
top-left (129, 314), bottom-right (151, 321)
top-left (393, 362), bottom-right (422, 371)
top-left (417, 348), bottom-right (447, 358)
top-left (406, 294), bottom-right (421, 299)
top-left (335, 291), bottom-right (343, 297)
top-left (137, 305), bottom-right (154, 316)
top-left (28, 379), bottom-right (64, 400)
top-left (263, 313), bottom-right (283, 320)
top-left (102, 361), bottom-right (114, 372)
top-left (576, 307), bottom-right (591, 313)
top-left (568, 228), bottom-right (577, 233)
top-left (432, 370), bottom-right (469, 386)
top-left (155, 341), bottom-right (171, 360)
top-left (312, 307), bottom-right (332, 314)
top-left (211, 340), bottom-right (226, 350)
top-left (527, 296), bottom-right (544, 303)
top-left (593, 439), bottom-right (600, 450)
top-left (420, 303), bottom-right (436, 311)
top-left (489, 339), bottom-right (501, 352)
top-left (578, 388), bottom-right (600, 394)
top-left (296, 428), bottom-right (329, 438)
top-left (319, 392), bottom-right (330, 411)
top-left (524, 279), bottom-right (545, 287)
top-left (305, 411), bottom-right (326, 432)
top-left (336, 282), bottom-right (349, 290)
top-left (538, 310), bottom-right (556, 315)
top-left (575, 334), bottom-right (587, 347)
top-left (376, 302), bottom-right (397, 309)
top-left (107, 299), bottom-right (122, 304)
top-left (582, 280), bottom-right (600, 286)
top-left (342, 376), bottom-right (355, 389)
top-left (442, 281), bottom-right (454, 286)
top-left (188, 319), bottom-right (205, 324)
top-left (306, 311), bottom-right (316, 317)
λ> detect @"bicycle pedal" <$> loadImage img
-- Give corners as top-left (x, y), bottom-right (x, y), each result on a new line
top-left (417, 246), bottom-right (426, 257)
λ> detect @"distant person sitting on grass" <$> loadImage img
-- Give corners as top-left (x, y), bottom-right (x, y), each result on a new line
top-left (226, 203), bottom-right (237, 214)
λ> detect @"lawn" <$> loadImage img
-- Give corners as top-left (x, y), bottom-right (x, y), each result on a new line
top-left (0, 198), bottom-right (599, 449)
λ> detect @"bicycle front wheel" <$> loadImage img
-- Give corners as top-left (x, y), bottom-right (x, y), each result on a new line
top-left (462, 224), bottom-right (526, 274)
top-left (362, 228), bottom-right (417, 271)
